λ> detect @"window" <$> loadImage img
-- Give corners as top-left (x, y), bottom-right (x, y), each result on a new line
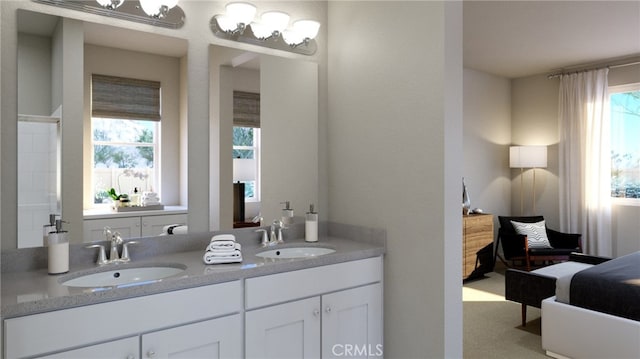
top-left (610, 83), bottom-right (640, 200)
top-left (233, 91), bottom-right (260, 201)
top-left (91, 74), bottom-right (161, 206)
top-left (92, 118), bottom-right (158, 204)
top-left (233, 126), bottom-right (260, 201)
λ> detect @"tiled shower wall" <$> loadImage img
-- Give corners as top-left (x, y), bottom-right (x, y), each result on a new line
top-left (18, 121), bottom-right (59, 248)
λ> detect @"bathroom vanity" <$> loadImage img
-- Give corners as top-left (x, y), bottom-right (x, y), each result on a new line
top-left (1, 224), bottom-right (385, 358)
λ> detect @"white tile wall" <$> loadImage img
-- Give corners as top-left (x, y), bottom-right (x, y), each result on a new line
top-left (18, 121), bottom-right (59, 248)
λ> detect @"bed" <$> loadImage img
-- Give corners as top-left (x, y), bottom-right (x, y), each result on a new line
top-left (541, 251), bottom-right (640, 359)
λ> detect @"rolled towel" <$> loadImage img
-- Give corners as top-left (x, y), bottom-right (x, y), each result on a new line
top-left (162, 224), bottom-right (187, 235)
top-left (207, 242), bottom-right (241, 253)
top-left (203, 250), bottom-right (242, 264)
top-left (211, 234), bottom-right (236, 242)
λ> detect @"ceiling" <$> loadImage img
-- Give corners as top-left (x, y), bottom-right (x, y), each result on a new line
top-left (18, 1), bottom-right (640, 79)
top-left (463, 1), bottom-right (640, 78)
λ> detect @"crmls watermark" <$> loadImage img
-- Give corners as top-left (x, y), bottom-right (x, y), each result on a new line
top-left (331, 344), bottom-right (383, 357)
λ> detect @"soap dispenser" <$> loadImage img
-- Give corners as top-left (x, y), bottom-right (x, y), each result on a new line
top-left (305, 204), bottom-right (318, 243)
top-left (43, 213), bottom-right (59, 247)
top-left (281, 201), bottom-right (294, 228)
top-left (48, 219), bottom-right (69, 274)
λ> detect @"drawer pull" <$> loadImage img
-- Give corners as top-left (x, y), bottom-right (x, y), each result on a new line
top-left (147, 350), bottom-right (156, 358)
top-left (313, 309), bottom-right (320, 317)
top-left (325, 306), bottom-right (332, 313)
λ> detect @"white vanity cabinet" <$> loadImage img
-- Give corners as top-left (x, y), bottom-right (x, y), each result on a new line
top-left (83, 213), bottom-right (187, 242)
top-left (245, 257), bottom-right (383, 359)
top-left (4, 281), bottom-right (241, 359)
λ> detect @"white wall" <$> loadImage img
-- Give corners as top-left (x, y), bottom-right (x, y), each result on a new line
top-left (328, 2), bottom-right (462, 357)
top-left (463, 68), bottom-right (511, 226)
top-left (511, 64), bottom-right (640, 256)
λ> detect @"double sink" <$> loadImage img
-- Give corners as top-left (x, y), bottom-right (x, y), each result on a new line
top-left (61, 246), bottom-right (336, 289)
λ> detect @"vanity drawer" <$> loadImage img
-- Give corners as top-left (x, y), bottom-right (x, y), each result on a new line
top-left (245, 256), bottom-right (382, 309)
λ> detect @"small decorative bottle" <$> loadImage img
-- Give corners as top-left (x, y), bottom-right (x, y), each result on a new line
top-left (305, 204), bottom-right (318, 243)
top-left (48, 219), bottom-right (69, 274)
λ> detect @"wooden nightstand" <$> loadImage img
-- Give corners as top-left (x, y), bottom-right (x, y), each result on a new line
top-left (463, 214), bottom-right (494, 280)
top-left (233, 221), bottom-right (260, 229)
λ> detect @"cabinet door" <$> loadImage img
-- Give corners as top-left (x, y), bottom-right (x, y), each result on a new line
top-left (36, 336), bottom-right (139, 359)
top-left (246, 297), bottom-right (321, 359)
top-left (140, 214), bottom-right (187, 237)
top-left (322, 283), bottom-right (383, 359)
top-left (83, 217), bottom-right (141, 242)
top-left (141, 314), bottom-right (241, 359)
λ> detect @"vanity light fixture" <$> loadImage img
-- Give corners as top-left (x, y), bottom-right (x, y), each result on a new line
top-left (139, 0), bottom-right (179, 19)
top-left (32, 0), bottom-right (185, 29)
top-left (96, 0), bottom-right (123, 10)
top-left (210, 2), bottom-right (320, 55)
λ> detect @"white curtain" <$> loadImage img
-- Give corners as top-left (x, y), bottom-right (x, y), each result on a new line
top-left (558, 68), bottom-right (612, 256)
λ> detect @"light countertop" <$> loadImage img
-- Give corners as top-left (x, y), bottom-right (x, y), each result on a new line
top-left (1, 222), bottom-right (385, 319)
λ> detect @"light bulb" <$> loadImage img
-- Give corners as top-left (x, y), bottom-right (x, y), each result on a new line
top-left (226, 2), bottom-right (257, 26)
top-left (293, 20), bottom-right (320, 40)
top-left (250, 21), bottom-right (273, 39)
top-left (282, 29), bottom-right (305, 46)
top-left (261, 11), bottom-right (289, 33)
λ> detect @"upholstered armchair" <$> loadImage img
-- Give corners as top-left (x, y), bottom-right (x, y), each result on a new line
top-left (495, 216), bottom-right (582, 271)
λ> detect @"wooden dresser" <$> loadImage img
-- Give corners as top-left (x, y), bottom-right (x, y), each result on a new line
top-left (463, 214), bottom-right (494, 280)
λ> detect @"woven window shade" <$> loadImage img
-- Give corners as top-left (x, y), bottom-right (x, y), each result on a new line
top-left (92, 74), bottom-right (161, 121)
top-left (233, 91), bottom-right (260, 128)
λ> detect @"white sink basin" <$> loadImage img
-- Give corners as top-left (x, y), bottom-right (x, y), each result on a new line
top-left (61, 265), bottom-right (186, 288)
top-left (255, 247), bottom-right (336, 259)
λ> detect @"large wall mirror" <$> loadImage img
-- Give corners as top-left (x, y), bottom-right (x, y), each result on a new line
top-left (210, 45), bottom-right (319, 231)
top-left (12, 9), bottom-right (319, 249)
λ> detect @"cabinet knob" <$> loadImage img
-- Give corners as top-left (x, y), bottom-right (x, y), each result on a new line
top-left (147, 350), bottom-right (156, 358)
top-left (313, 309), bottom-right (320, 317)
top-left (325, 306), bottom-right (332, 314)
top-left (126, 355), bottom-right (135, 359)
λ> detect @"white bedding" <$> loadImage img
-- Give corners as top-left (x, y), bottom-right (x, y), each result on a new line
top-left (531, 262), bottom-right (593, 303)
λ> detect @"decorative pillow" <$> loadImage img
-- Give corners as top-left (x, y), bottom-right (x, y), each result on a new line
top-left (510, 220), bottom-right (552, 249)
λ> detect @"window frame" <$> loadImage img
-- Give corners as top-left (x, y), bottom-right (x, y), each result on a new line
top-left (609, 82), bottom-right (640, 205)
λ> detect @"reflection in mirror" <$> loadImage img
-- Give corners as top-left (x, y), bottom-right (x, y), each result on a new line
top-left (211, 45), bottom-right (319, 229)
top-left (17, 11), bottom-right (63, 248)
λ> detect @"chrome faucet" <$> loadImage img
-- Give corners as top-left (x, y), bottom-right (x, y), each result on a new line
top-left (270, 220), bottom-right (285, 245)
top-left (86, 227), bottom-right (139, 265)
top-left (109, 231), bottom-right (123, 261)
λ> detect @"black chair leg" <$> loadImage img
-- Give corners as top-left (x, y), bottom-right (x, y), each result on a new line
top-left (521, 303), bottom-right (527, 327)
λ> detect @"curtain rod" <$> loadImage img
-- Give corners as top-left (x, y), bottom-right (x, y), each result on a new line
top-left (547, 59), bottom-right (640, 79)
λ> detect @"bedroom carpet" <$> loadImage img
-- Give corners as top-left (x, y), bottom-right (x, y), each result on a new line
top-left (463, 267), bottom-right (548, 359)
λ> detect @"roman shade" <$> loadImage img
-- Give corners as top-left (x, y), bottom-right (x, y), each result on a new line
top-left (92, 74), bottom-right (161, 121)
top-left (233, 91), bottom-right (260, 128)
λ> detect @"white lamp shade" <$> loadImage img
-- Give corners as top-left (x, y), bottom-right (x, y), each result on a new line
top-left (249, 21), bottom-right (273, 39)
top-left (226, 2), bottom-right (257, 25)
top-left (293, 19), bottom-right (320, 40)
top-left (261, 11), bottom-right (290, 33)
top-left (510, 146), bottom-right (547, 168)
top-left (233, 158), bottom-right (256, 182)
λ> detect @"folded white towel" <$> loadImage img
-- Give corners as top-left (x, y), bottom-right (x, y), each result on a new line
top-left (203, 250), bottom-right (242, 264)
top-left (142, 200), bottom-right (161, 206)
top-left (211, 234), bottom-right (236, 242)
top-left (207, 242), bottom-right (241, 252)
top-left (142, 191), bottom-right (158, 197)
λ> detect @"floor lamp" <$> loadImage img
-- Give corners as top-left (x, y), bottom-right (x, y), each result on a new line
top-left (510, 146), bottom-right (548, 215)
top-left (233, 158), bottom-right (256, 223)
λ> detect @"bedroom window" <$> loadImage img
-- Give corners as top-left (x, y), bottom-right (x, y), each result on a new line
top-left (233, 91), bottom-right (260, 202)
top-left (610, 83), bottom-right (640, 201)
